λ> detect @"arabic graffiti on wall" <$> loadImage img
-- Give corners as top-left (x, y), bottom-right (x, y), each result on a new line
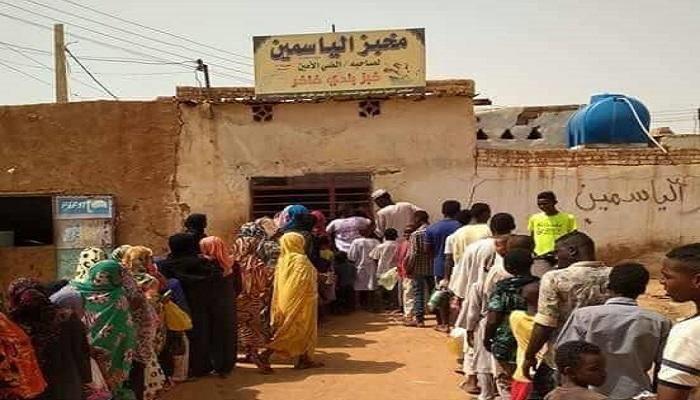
top-left (575, 177), bottom-right (688, 212)
top-left (253, 28), bottom-right (426, 95)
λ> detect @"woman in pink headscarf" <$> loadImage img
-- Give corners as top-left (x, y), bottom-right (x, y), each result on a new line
top-left (310, 210), bottom-right (328, 238)
top-left (199, 236), bottom-right (237, 377)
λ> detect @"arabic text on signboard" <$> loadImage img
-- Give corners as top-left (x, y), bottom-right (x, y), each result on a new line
top-left (253, 28), bottom-right (426, 96)
top-left (55, 196), bottom-right (113, 220)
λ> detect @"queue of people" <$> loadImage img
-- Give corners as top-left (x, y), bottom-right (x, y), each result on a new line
top-left (1, 188), bottom-right (700, 400)
top-left (437, 191), bottom-right (700, 400)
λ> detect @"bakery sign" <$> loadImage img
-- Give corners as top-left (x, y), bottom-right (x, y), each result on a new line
top-left (253, 28), bottom-right (426, 96)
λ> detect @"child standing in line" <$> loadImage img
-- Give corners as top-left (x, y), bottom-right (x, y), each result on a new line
top-left (370, 228), bottom-right (400, 311)
top-left (545, 341), bottom-right (607, 400)
top-left (332, 252), bottom-right (356, 314)
top-left (509, 280), bottom-right (542, 400)
top-left (348, 227), bottom-right (381, 311)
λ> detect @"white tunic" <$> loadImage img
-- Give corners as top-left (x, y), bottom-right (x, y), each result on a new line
top-left (348, 237), bottom-right (381, 291)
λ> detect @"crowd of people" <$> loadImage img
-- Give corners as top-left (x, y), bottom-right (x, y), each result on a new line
top-left (1, 189), bottom-right (699, 400)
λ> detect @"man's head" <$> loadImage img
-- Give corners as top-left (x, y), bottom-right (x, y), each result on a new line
top-left (661, 243), bottom-right (700, 303)
top-left (470, 203), bottom-right (491, 224)
top-left (504, 248), bottom-right (533, 277)
top-left (372, 189), bottom-right (393, 208)
top-left (489, 213), bottom-right (516, 236)
top-left (555, 231), bottom-right (595, 269)
top-left (442, 200), bottom-right (462, 219)
top-left (403, 224), bottom-right (416, 239)
top-left (494, 235), bottom-right (510, 257)
top-left (413, 210), bottom-right (430, 226)
top-left (184, 213), bottom-right (207, 232)
top-left (359, 224), bottom-right (373, 238)
top-left (297, 213), bottom-right (316, 232)
top-left (456, 209), bottom-right (472, 225)
top-left (508, 234), bottom-right (535, 253)
top-left (555, 341), bottom-right (607, 388)
top-left (537, 191), bottom-right (559, 215)
top-left (608, 263), bottom-right (649, 299)
top-left (384, 228), bottom-right (398, 241)
top-left (338, 203), bottom-right (354, 218)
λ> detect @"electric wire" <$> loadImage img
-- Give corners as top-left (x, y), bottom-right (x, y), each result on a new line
top-left (64, 47), bottom-right (118, 99)
top-left (54, 0), bottom-right (252, 61)
top-left (18, 0), bottom-right (253, 68)
top-left (0, 2), bottom-right (253, 78)
top-left (0, 11), bottom-right (251, 83)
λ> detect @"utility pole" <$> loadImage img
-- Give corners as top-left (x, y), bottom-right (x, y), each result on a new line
top-left (53, 23), bottom-right (68, 103)
top-left (196, 59), bottom-right (214, 118)
top-left (196, 58), bottom-right (211, 100)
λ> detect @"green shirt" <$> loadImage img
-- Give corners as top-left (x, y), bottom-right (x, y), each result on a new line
top-left (528, 212), bottom-right (577, 256)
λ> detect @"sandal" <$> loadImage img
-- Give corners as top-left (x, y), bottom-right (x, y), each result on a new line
top-left (250, 352), bottom-right (274, 375)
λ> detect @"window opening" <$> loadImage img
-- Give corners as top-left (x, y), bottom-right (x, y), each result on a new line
top-left (0, 196), bottom-right (53, 246)
top-left (250, 173), bottom-right (372, 220)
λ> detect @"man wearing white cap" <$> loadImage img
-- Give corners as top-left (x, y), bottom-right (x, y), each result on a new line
top-left (372, 189), bottom-right (421, 238)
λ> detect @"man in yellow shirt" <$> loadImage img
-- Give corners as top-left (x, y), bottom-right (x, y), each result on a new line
top-left (528, 191), bottom-right (577, 277)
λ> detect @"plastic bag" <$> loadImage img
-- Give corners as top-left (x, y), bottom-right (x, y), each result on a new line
top-left (378, 267), bottom-right (399, 291)
top-left (164, 301), bottom-right (192, 331)
top-left (171, 335), bottom-right (190, 383)
top-left (428, 289), bottom-right (449, 312)
top-left (447, 327), bottom-right (466, 356)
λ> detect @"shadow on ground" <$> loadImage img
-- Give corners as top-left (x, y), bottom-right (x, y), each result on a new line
top-left (164, 311), bottom-right (404, 400)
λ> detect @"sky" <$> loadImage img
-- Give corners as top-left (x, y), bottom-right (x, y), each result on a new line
top-left (0, 0), bottom-right (698, 132)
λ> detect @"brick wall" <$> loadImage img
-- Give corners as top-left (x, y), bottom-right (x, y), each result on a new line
top-left (476, 148), bottom-right (700, 168)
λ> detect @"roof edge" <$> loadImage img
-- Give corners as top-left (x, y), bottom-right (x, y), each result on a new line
top-left (176, 79), bottom-right (478, 104)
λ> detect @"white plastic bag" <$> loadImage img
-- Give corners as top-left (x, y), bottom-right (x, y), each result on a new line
top-left (447, 327), bottom-right (466, 356)
top-left (378, 267), bottom-right (399, 291)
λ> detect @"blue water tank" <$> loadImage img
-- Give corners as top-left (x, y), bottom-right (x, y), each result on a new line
top-left (567, 94), bottom-right (650, 147)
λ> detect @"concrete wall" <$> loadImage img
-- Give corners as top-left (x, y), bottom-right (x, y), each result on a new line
top-left (473, 148), bottom-right (700, 261)
top-left (0, 101), bottom-right (182, 285)
top-left (0, 247), bottom-right (56, 291)
top-left (176, 96), bottom-right (476, 240)
top-left (1, 95), bottom-right (698, 285)
top-left (476, 105), bottom-right (580, 149)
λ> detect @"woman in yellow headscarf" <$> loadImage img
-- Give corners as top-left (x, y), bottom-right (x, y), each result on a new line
top-left (262, 232), bottom-right (322, 369)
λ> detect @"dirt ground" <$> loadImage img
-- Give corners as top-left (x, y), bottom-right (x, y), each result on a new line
top-left (164, 311), bottom-right (471, 400)
top-left (164, 280), bottom-right (693, 400)
top-left (164, 282), bottom-right (696, 400)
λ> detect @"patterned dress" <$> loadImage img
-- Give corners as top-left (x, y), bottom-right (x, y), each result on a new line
top-left (73, 260), bottom-right (137, 400)
top-left (0, 312), bottom-right (46, 399)
top-left (233, 234), bottom-right (274, 352)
